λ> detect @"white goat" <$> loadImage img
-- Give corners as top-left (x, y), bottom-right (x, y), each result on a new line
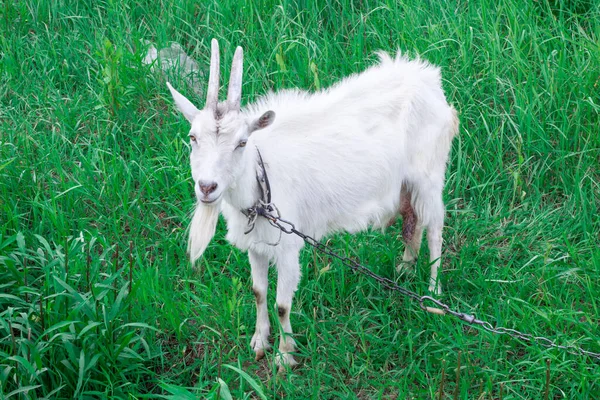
top-left (167, 39), bottom-right (458, 369)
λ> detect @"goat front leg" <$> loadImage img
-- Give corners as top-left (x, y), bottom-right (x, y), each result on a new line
top-left (274, 249), bottom-right (301, 371)
top-left (249, 250), bottom-right (270, 360)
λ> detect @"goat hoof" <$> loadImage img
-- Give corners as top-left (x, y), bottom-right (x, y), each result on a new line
top-left (401, 248), bottom-right (418, 263)
top-left (254, 349), bottom-right (265, 361)
top-left (396, 262), bottom-right (414, 275)
top-left (250, 331), bottom-right (271, 359)
top-left (276, 352), bottom-right (298, 371)
top-left (276, 361), bottom-right (297, 376)
top-left (428, 282), bottom-right (442, 296)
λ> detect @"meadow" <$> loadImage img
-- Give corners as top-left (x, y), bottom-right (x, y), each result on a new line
top-left (1, 0), bottom-right (599, 398)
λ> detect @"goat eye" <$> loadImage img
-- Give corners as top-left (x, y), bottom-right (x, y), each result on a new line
top-left (189, 135), bottom-right (197, 142)
top-left (236, 140), bottom-right (247, 149)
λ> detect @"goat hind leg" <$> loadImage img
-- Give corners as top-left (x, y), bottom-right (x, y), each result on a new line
top-left (402, 224), bottom-right (423, 263)
top-left (398, 187), bottom-right (424, 271)
top-left (425, 193), bottom-right (445, 295)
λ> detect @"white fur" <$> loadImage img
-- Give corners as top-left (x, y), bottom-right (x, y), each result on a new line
top-left (187, 203), bottom-right (219, 263)
top-left (168, 47), bottom-right (459, 369)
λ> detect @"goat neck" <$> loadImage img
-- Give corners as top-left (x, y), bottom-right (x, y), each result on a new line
top-left (223, 144), bottom-right (262, 212)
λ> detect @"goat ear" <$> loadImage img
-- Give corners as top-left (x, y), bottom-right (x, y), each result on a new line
top-left (249, 110), bottom-right (275, 133)
top-left (167, 82), bottom-right (199, 123)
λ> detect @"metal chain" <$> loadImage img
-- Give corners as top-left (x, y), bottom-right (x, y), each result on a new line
top-left (255, 208), bottom-right (600, 362)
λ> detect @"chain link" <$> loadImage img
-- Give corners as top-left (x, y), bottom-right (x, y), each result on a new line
top-left (255, 208), bottom-right (600, 362)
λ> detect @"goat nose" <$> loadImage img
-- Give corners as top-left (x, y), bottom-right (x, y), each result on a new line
top-left (198, 181), bottom-right (218, 195)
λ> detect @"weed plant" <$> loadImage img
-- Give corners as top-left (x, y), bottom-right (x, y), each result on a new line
top-left (1, 0), bottom-right (599, 398)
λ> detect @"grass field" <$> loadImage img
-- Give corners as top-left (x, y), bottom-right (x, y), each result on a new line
top-left (1, 0), bottom-right (599, 398)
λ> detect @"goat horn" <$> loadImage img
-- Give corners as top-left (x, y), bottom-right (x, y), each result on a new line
top-left (205, 38), bottom-right (220, 110)
top-left (227, 46), bottom-right (243, 112)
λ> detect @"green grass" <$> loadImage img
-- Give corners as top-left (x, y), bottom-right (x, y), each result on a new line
top-left (1, 0), bottom-right (599, 398)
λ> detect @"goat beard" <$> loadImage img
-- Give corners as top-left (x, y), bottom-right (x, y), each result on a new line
top-left (187, 202), bottom-right (219, 263)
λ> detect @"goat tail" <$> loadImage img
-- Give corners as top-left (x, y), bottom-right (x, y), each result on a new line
top-left (187, 203), bottom-right (219, 263)
top-left (449, 106), bottom-right (459, 139)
